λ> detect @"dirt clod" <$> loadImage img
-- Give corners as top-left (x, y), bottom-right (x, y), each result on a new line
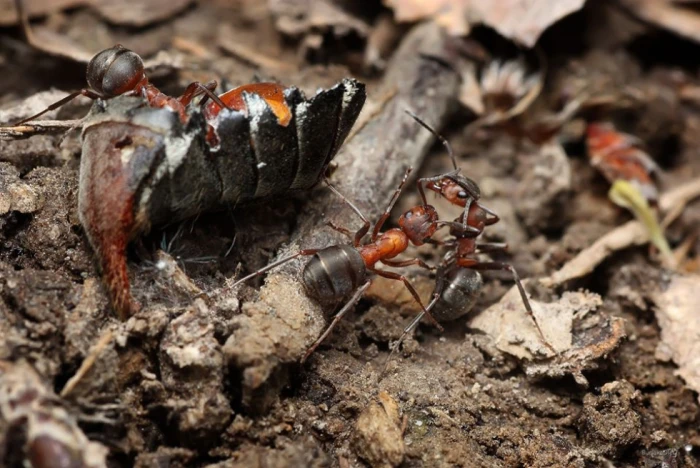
top-left (579, 380), bottom-right (642, 458)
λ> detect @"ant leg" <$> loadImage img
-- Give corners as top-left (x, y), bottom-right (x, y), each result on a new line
top-left (326, 221), bottom-right (353, 239)
top-left (8, 89), bottom-right (102, 126)
top-left (323, 176), bottom-right (370, 247)
top-left (436, 220), bottom-right (482, 237)
top-left (178, 81), bottom-right (230, 111)
top-left (302, 281), bottom-right (372, 363)
top-left (383, 264), bottom-right (448, 373)
top-left (466, 261), bottom-right (556, 354)
top-left (381, 258), bottom-right (435, 271)
top-left (369, 267), bottom-right (444, 331)
top-left (460, 198), bottom-right (473, 230)
top-left (424, 238), bottom-right (451, 247)
top-left (178, 80), bottom-right (218, 106)
top-left (405, 109), bottom-right (458, 170)
top-left (225, 249), bottom-right (319, 291)
top-left (475, 242), bottom-right (508, 254)
top-left (371, 167), bottom-right (413, 241)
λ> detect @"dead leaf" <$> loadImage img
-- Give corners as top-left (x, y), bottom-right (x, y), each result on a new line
top-left (2, 0), bottom-right (194, 63)
top-left (470, 287), bottom-right (625, 385)
top-left (384, 0), bottom-right (587, 47)
top-left (92, 0), bottom-right (193, 27)
top-left (0, 0), bottom-right (83, 25)
top-left (270, 0), bottom-right (369, 38)
top-left (0, 0), bottom-right (193, 27)
top-left (618, 0), bottom-right (700, 44)
top-left (652, 274), bottom-right (700, 403)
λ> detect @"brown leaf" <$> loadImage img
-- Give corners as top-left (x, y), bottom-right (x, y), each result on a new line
top-left (470, 286), bottom-right (626, 385)
top-left (0, 0), bottom-right (193, 29)
top-left (92, 0), bottom-right (193, 27)
top-left (0, 0), bottom-right (85, 25)
top-left (384, 0), bottom-right (587, 46)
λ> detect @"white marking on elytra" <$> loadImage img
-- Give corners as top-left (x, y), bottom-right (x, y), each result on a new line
top-left (341, 79), bottom-right (358, 111)
top-left (120, 147), bottom-right (135, 165)
top-left (164, 130), bottom-right (195, 176)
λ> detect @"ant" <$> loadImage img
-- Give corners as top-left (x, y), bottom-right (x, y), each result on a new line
top-left (9, 0), bottom-right (291, 133)
top-left (229, 167), bottom-right (449, 362)
top-left (11, 44), bottom-right (290, 131)
top-left (385, 114), bottom-right (556, 365)
top-left (406, 110), bottom-right (496, 237)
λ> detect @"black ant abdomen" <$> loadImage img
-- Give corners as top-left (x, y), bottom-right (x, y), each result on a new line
top-left (302, 245), bottom-right (368, 304)
top-left (431, 267), bottom-right (483, 322)
top-left (86, 45), bottom-right (145, 98)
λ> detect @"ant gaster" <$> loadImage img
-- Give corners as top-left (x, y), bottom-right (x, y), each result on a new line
top-left (230, 167), bottom-right (446, 362)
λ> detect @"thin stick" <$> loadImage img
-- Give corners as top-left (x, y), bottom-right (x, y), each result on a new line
top-left (60, 329), bottom-right (114, 398)
top-left (0, 119), bottom-right (85, 140)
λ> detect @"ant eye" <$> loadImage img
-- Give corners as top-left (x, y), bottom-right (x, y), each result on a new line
top-left (87, 45), bottom-right (144, 97)
top-left (458, 191), bottom-right (468, 199)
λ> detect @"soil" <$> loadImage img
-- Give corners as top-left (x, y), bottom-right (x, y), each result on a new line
top-left (0, 1), bottom-right (699, 467)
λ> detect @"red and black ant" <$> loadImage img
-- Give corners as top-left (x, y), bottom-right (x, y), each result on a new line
top-left (10, 43), bottom-right (291, 136)
top-left (386, 114), bottom-right (556, 363)
top-left (8, 0), bottom-right (291, 134)
top-left (229, 167), bottom-right (451, 362)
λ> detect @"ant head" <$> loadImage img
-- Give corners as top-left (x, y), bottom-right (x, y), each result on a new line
top-left (87, 45), bottom-right (145, 97)
top-left (399, 205), bottom-right (438, 246)
top-left (427, 175), bottom-right (480, 208)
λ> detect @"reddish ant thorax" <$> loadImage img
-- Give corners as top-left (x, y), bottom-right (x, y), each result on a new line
top-left (398, 205), bottom-right (439, 246)
top-left (586, 122), bottom-right (659, 202)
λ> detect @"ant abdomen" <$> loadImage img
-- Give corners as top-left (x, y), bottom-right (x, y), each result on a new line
top-left (86, 45), bottom-right (145, 97)
top-left (302, 245), bottom-right (367, 304)
top-left (432, 267), bottom-right (483, 322)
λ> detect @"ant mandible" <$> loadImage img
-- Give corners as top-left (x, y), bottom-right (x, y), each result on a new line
top-left (229, 167), bottom-right (448, 362)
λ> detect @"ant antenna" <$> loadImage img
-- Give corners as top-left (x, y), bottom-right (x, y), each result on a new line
top-left (405, 110), bottom-right (457, 171)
